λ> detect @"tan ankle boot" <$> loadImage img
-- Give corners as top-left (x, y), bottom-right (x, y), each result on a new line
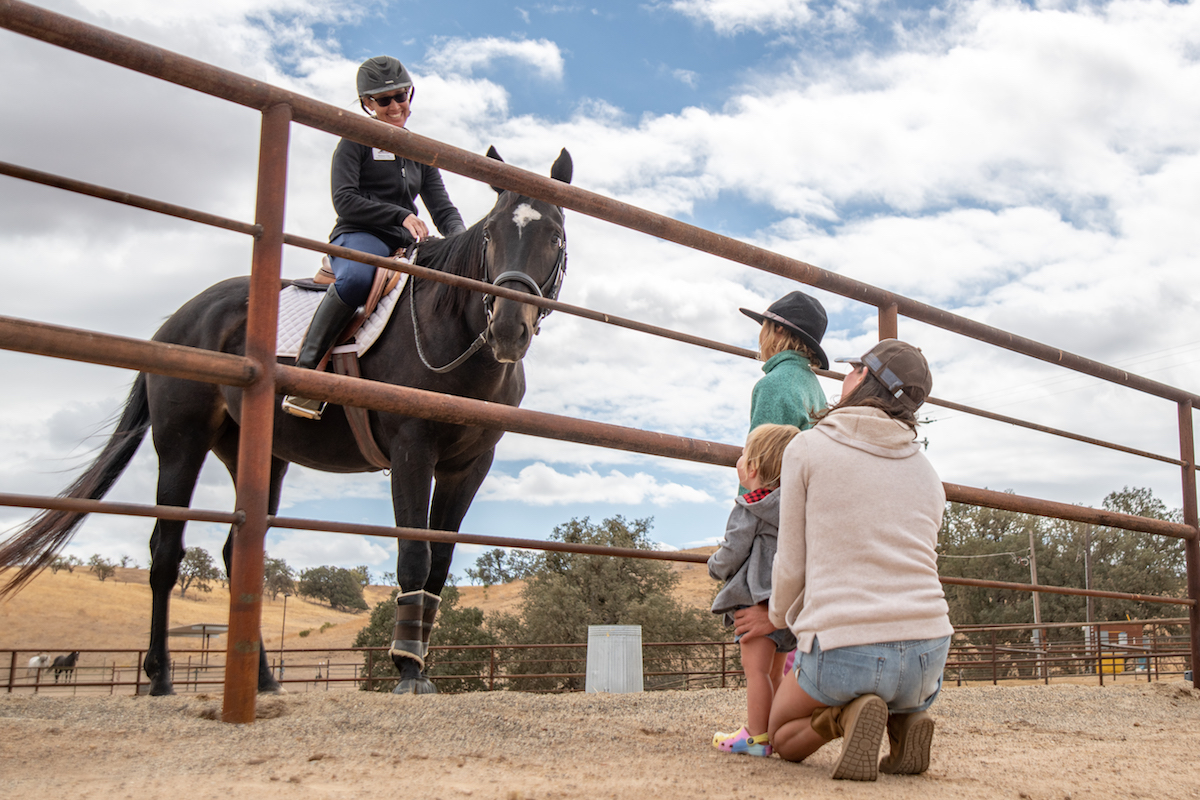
top-left (810, 705), bottom-right (843, 740)
top-left (879, 711), bottom-right (934, 775)
top-left (830, 695), bottom-right (887, 781)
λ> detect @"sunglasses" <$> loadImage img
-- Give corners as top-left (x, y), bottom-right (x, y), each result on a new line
top-left (370, 89), bottom-right (411, 106)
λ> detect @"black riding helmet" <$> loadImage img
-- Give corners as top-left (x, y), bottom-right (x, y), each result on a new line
top-left (356, 56), bottom-right (415, 110)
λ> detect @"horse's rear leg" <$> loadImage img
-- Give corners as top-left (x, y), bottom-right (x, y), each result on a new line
top-left (145, 380), bottom-right (224, 696)
top-left (218, 447), bottom-right (290, 695)
top-left (146, 512), bottom-right (199, 694)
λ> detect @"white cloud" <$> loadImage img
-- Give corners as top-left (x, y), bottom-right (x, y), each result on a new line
top-left (673, 68), bottom-right (699, 87)
top-left (665, 0), bottom-right (814, 34)
top-left (478, 463), bottom-right (715, 505)
top-left (424, 36), bottom-right (565, 81)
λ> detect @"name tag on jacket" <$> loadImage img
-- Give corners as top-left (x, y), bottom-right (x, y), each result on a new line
top-left (372, 148), bottom-right (396, 161)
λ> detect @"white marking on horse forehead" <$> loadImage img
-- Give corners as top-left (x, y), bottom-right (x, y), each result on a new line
top-left (512, 203), bottom-right (543, 233)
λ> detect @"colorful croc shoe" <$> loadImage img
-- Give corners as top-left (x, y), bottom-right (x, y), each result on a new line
top-left (713, 726), bottom-right (773, 757)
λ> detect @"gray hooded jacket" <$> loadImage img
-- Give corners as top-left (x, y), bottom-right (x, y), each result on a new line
top-left (708, 490), bottom-right (781, 627)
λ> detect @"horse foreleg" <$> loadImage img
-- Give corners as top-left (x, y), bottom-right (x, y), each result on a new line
top-left (389, 454), bottom-right (436, 694)
top-left (391, 452), bottom-right (496, 695)
top-left (425, 450), bottom-right (497, 595)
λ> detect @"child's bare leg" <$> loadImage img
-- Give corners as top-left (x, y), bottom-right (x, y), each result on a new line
top-left (770, 650), bottom-right (787, 690)
top-left (741, 635), bottom-right (779, 735)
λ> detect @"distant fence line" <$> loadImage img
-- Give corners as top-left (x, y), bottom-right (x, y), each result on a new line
top-left (5, 620), bottom-right (1191, 696)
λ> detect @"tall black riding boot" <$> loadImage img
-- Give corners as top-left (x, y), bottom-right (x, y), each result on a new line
top-left (281, 287), bottom-right (357, 420)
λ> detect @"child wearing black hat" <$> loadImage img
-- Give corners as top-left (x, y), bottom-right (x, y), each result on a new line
top-left (740, 291), bottom-right (830, 440)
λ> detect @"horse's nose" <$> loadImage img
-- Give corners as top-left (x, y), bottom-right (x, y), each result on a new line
top-left (486, 300), bottom-right (534, 363)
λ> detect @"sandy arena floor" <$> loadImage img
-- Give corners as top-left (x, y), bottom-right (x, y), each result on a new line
top-left (2, 681), bottom-right (1199, 799)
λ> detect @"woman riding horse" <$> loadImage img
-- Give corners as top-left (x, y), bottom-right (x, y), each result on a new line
top-left (283, 55), bottom-right (467, 419)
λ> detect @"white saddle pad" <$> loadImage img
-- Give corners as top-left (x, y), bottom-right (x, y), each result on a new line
top-left (276, 274), bottom-right (407, 359)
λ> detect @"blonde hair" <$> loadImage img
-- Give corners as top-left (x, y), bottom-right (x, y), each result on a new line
top-left (759, 322), bottom-right (818, 367)
top-left (744, 423), bottom-right (802, 489)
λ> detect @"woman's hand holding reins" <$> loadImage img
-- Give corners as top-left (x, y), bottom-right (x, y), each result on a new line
top-left (402, 213), bottom-right (429, 242)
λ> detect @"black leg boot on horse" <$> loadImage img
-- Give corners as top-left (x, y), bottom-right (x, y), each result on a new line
top-left (390, 590), bottom-right (440, 694)
top-left (281, 287), bottom-right (358, 420)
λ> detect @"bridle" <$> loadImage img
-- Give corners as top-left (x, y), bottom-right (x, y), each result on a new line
top-left (482, 232), bottom-right (567, 334)
top-left (411, 229), bottom-right (567, 374)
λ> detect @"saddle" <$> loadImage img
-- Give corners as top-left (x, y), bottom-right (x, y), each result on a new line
top-left (286, 253), bottom-right (410, 471)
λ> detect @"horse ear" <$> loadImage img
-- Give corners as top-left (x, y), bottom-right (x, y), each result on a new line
top-left (486, 145), bottom-right (505, 194)
top-left (551, 148), bottom-right (573, 185)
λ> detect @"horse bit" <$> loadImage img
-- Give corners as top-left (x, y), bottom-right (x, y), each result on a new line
top-left (411, 234), bottom-right (567, 374)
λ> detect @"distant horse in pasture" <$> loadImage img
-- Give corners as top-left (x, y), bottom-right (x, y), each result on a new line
top-left (26, 653), bottom-right (49, 678)
top-left (52, 651), bottom-right (80, 683)
top-left (0, 147), bottom-right (573, 697)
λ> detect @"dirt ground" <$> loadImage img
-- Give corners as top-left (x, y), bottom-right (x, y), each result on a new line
top-left (2, 680), bottom-right (1199, 799)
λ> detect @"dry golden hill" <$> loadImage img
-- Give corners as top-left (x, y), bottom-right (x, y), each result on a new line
top-left (0, 547), bottom-right (721, 662)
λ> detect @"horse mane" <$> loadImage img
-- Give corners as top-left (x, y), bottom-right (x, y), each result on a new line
top-left (414, 221), bottom-right (487, 319)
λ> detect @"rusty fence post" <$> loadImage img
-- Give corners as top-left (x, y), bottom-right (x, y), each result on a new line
top-left (222, 102), bottom-right (291, 724)
top-left (1178, 401), bottom-right (1200, 689)
top-left (878, 302), bottom-right (898, 341)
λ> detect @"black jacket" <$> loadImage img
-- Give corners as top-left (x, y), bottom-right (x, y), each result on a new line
top-left (328, 138), bottom-right (466, 252)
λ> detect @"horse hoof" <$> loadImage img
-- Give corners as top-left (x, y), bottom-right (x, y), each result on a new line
top-left (259, 683), bottom-right (288, 696)
top-left (147, 682), bottom-right (175, 697)
top-left (392, 677), bottom-right (438, 695)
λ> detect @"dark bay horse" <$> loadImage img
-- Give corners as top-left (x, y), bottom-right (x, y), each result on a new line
top-left (0, 147), bottom-right (572, 696)
top-left (52, 651), bottom-right (79, 683)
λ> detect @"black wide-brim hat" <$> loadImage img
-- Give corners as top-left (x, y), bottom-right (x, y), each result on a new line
top-left (740, 291), bottom-right (830, 369)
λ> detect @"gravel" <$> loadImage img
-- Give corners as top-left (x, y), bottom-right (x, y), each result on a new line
top-left (3, 681), bottom-right (1199, 799)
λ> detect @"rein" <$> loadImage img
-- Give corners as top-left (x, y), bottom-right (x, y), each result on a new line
top-left (408, 241), bottom-right (487, 376)
top-left (410, 234), bottom-right (567, 374)
top-left (410, 284), bottom-right (488, 375)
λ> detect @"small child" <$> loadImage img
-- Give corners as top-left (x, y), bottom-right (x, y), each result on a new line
top-left (709, 423), bottom-right (802, 757)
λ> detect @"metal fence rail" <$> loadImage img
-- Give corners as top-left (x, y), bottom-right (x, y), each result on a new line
top-left (7, 626), bottom-right (1190, 696)
top-left (0, 0), bottom-right (1196, 724)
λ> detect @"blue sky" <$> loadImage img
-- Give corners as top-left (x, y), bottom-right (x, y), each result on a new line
top-left (2, 0), bottom-right (1200, 589)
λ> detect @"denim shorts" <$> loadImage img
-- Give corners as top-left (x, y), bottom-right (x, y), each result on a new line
top-left (795, 635), bottom-right (950, 714)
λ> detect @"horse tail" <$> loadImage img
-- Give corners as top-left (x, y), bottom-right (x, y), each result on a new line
top-left (0, 374), bottom-right (151, 598)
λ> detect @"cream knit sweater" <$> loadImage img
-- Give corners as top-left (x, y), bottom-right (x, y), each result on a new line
top-left (768, 406), bottom-right (953, 652)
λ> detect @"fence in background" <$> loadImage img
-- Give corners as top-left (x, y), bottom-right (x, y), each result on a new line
top-left (0, 0), bottom-right (1196, 722)
top-left (5, 620), bottom-right (1190, 695)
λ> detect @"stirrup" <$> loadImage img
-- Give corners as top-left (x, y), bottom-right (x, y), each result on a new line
top-left (281, 394), bottom-right (326, 420)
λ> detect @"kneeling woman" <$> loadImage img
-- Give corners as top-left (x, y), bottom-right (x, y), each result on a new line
top-left (738, 339), bottom-right (952, 780)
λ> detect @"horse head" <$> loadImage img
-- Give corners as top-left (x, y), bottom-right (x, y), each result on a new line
top-left (480, 146), bottom-right (573, 363)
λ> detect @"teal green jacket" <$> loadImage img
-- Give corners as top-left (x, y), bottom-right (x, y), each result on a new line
top-left (738, 351), bottom-right (827, 494)
top-left (749, 351), bottom-right (827, 433)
